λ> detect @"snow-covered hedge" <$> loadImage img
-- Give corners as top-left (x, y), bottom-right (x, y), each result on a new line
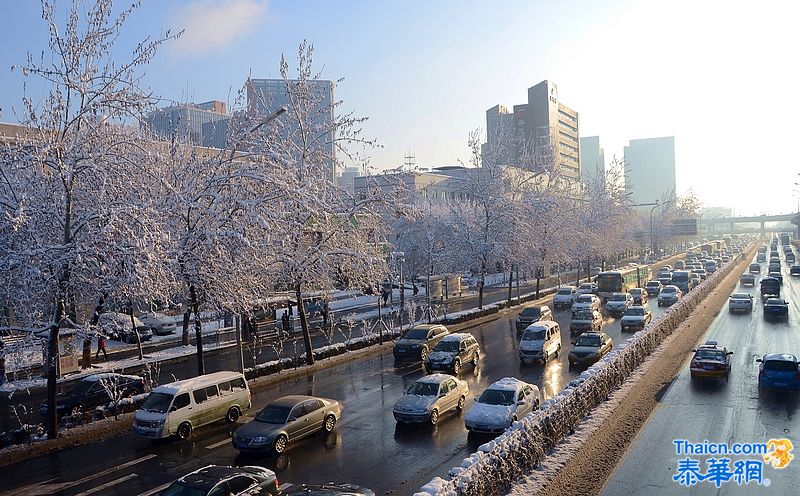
top-left (415, 251), bottom-right (749, 496)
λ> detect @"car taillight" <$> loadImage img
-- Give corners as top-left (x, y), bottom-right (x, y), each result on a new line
top-left (759, 369), bottom-right (766, 377)
top-left (691, 360), bottom-right (699, 368)
top-left (274, 479), bottom-right (279, 490)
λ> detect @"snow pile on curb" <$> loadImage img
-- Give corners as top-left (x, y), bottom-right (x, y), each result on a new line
top-left (414, 253), bottom-right (746, 496)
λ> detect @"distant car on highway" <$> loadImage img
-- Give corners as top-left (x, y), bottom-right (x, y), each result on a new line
top-left (768, 270), bottom-right (783, 285)
top-left (518, 321), bottom-right (561, 364)
top-left (392, 374), bottom-right (468, 425)
top-left (570, 309), bottom-right (603, 334)
top-left (605, 292), bottom-right (633, 316)
top-left (629, 287), bottom-right (648, 305)
top-left (553, 286), bottom-right (577, 309)
top-left (645, 280), bottom-right (663, 296)
top-left (756, 354), bottom-right (800, 391)
top-left (569, 331), bottom-right (613, 365)
top-left (763, 298), bottom-right (789, 320)
top-left (739, 273), bottom-right (756, 286)
top-left (728, 293), bottom-right (754, 313)
top-left (690, 341), bottom-right (733, 381)
top-left (749, 263), bottom-right (761, 274)
top-left (159, 465), bottom-right (281, 496)
top-left (791, 265), bottom-right (800, 276)
top-left (620, 306), bottom-right (652, 331)
top-left (657, 285), bottom-right (682, 306)
top-left (514, 305), bottom-right (553, 333)
top-left (423, 333), bottom-right (480, 375)
top-left (464, 378), bottom-right (540, 434)
top-left (577, 283), bottom-right (598, 295)
top-left (233, 395), bottom-right (341, 454)
top-left (760, 277), bottom-right (781, 299)
top-left (571, 294), bottom-right (601, 314)
top-left (393, 324), bottom-right (450, 362)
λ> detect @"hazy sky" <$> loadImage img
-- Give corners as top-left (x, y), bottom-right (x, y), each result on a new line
top-left (1, 0), bottom-right (798, 216)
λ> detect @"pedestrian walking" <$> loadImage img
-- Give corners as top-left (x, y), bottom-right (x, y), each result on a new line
top-left (381, 288), bottom-right (389, 305)
top-left (413, 284), bottom-right (419, 296)
top-left (95, 334), bottom-right (108, 360)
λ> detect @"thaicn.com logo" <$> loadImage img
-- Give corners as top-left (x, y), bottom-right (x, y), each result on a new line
top-left (672, 438), bottom-right (794, 488)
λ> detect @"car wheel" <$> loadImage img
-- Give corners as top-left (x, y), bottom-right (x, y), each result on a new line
top-left (429, 409), bottom-right (439, 425)
top-left (452, 360), bottom-right (461, 375)
top-left (225, 406), bottom-right (240, 423)
top-left (472, 352), bottom-right (479, 366)
top-left (457, 396), bottom-right (466, 412)
top-left (177, 422), bottom-right (192, 440)
top-left (273, 434), bottom-right (288, 454)
top-left (419, 347), bottom-right (428, 362)
top-left (70, 404), bottom-right (83, 416)
top-left (555, 344), bottom-right (561, 357)
top-left (323, 415), bottom-right (337, 433)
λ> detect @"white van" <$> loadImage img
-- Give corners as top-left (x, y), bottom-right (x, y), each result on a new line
top-left (132, 371), bottom-right (251, 440)
top-left (518, 320), bottom-right (562, 364)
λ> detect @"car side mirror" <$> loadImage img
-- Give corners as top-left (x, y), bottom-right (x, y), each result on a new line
top-left (439, 392), bottom-right (446, 398)
top-left (727, 351), bottom-right (734, 355)
top-left (288, 416), bottom-right (297, 422)
top-left (755, 358), bottom-right (763, 363)
top-left (517, 401), bottom-right (525, 406)
top-left (691, 349), bottom-right (697, 352)
top-left (570, 341), bottom-right (575, 345)
top-left (169, 406), bottom-right (178, 413)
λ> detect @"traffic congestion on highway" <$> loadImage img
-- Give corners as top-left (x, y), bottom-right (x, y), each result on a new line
top-left (0, 238), bottom-right (759, 495)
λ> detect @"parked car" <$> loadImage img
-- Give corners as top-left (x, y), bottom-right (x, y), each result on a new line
top-left (138, 311), bottom-right (177, 336)
top-left (568, 331), bottom-right (613, 365)
top-left (553, 286), bottom-right (577, 309)
top-left (571, 294), bottom-right (601, 314)
top-left (645, 280), bottom-right (663, 296)
top-left (576, 283), bottom-right (597, 295)
top-left (690, 341), bottom-right (733, 381)
top-left (728, 293), bottom-right (754, 313)
top-left (159, 465), bottom-right (281, 496)
top-left (233, 395), bottom-right (341, 453)
top-left (518, 320), bottom-right (561, 364)
top-left (620, 306), bottom-right (652, 331)
top-left (740, 273), bottom-right (756, 286)
top-left (40, 373), bottom-right (146, 418)
top-left (657, 285), bottom-right (683, 306)
top-left (757, 354), bottom-right (800, 391)
top-left (284, 484), bottom-right (375, 496)
top-left (629, 287), bottom-right (648, 305)
top-left (464, 378), bottom-right (540, 434)
top-left (763, 298), bottom-right (789, 320)
top-left (424, 333), bottom-right (480, 374)
top-left (393, 324), bottom-right (450, 362)
top-left (569, 309), bottom-right (603, 334)
top-left (605, 292), bottom-right (634, 316)
top-left (392, 374), bottom-right (468, 425)
top-left (98, 312), bottom-right (153, 343)
top-left (514, 305), bottom-right (553, 333)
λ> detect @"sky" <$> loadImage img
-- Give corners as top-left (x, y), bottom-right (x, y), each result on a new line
top-left (1, 0), bottom-right (798, 216)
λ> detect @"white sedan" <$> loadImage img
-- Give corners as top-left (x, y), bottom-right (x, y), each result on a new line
top-left (728, 293), bottom-right (753, 313)
top-left (464, 377), bottom-right (540, 434)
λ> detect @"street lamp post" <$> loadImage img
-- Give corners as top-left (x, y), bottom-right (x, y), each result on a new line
top-left (632, 201), bottom-right (660, 259)
top-left (392, 251), bottom-right (405, 329)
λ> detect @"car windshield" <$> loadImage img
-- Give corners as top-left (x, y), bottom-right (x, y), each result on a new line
top-left (478, 388), bottom-right (516, 406)
top-left (579, 284), bottom-right (592, 290)
top-left (662, 287), bottom-right (676, 293)
top-left (433, 340), bottom-right (460, 352)
top-left (630, 289), bottom-right (642, 295)
top-left (765, 299), bottom-right (784, 306)
top-left (573, 311), bottom-right (594, 320)
top-left (695, 349), bottom-right (725, 360)
top-left (407, 382), bottom-right (439, 396)
top-left (255, 404), bottom-right (291, 424)
top-left (672, 273), bottom-right (689, 282)
top-left (624, 308), bottom-right (645, 316)
top-left (403, 328), bottom-right (429, 340)
top-left (610, 294), bottom-right (627, 301)
top-left (140, 392), bottom-right (174, 414)
top-left (160, 482), bottom-right (207, 496)
top-left (521, 308), bottom-right (541, 317)
top-left (67, 379), bottom-right (95, 397)
top-left (575, 335), bottom-right (601, 347)
top-left (557, 288), bottom-right (573, 295)
top-left (731, 293), bottom-right (750, 299)
top-left (522, 329), bottom-right (547, 340)
top-left (764, 360), bottom-right (797, 372)
top-left (646, 282), bottom-right (659, 287)
top-left (576, 296), bottom-right (592, 303)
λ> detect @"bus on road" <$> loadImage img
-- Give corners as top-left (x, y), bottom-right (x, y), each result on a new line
top-left (596, 265), bottom-right (652, 300)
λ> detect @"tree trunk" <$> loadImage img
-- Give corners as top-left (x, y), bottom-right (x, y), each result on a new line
top-left (190, 285), bottom-right (204, 375)
top-left (478, 261), bottom-right (486, 309)
top-left (46, 300), bottom-right (65, 440)
top-left (82, 295), bottom-right (106, 370)
top-left (181, 310), bottom-right (191, 345)
top-left (296, 284), bottom-right (314, 366)
top-left (575, 261), bottom-right (581, 285)
top-left (128, 302), bottom-right (143, 360)
top-left (507, 265), bottom-right (514, 305)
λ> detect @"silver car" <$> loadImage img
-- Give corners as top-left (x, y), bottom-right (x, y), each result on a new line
top-left (464, 378), bottom-right (540, 434)
top-left (232, 395), bottom-right (341, 454)
top-left (393, 374), bottom-right (469, 425)
top-left (139, 311), bottom-right (177, 335)
top-left (571, 294), bottom-right (601, 314)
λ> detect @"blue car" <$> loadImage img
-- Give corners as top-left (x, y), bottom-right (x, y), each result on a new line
top-left (757, 354), bottom-right (800, 391)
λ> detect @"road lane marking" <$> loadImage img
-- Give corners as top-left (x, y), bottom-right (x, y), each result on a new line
top-left (7, 454), bottom-right (157, 495)
top-left (74, 473), bottom-right (138, 496)
top-left (205, 437), bottom-right (232, 449)
top-left (137, 482), bottom-right (172, 496)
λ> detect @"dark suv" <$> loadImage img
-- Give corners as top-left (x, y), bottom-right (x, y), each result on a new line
top-left (393, 324), bottom-right (450, 362)
top-left (39, 373), bottom-right (146, 417)
top-left (424, 333), bottom-right (480, 374)
top-left (515, 305), bottom-right (553, 334)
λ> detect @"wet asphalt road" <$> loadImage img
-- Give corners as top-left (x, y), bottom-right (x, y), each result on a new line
top-left (602, 251), bottom-right (800, 495)
top-left (0, 278), bottom-right (679, 495)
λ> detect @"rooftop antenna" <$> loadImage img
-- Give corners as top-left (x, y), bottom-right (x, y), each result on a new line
top-left (403, 150), bottom-right (415, 172)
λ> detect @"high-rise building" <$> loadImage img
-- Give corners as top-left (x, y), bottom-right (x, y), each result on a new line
top-left (579, 136), bottom-right (605, 185)
top-left (144, 100), bottom-right (229, 148)
top-left (247, 78), bottom-right (336, 182)
top-left (483, 80), bottom-right (580, 180)
top-left (338, 166), bottom-right (362, 194)
top-left (624, 136), bottom-right (676, 205)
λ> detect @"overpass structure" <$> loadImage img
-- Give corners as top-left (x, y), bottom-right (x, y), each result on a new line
top-left (699, 212), bottom-right (800, 236)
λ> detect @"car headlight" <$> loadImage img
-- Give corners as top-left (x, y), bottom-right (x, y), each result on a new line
top-left (443, 356), bottom-right (453, 363)
top-left (410, 344), bottom-right (420, 349)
